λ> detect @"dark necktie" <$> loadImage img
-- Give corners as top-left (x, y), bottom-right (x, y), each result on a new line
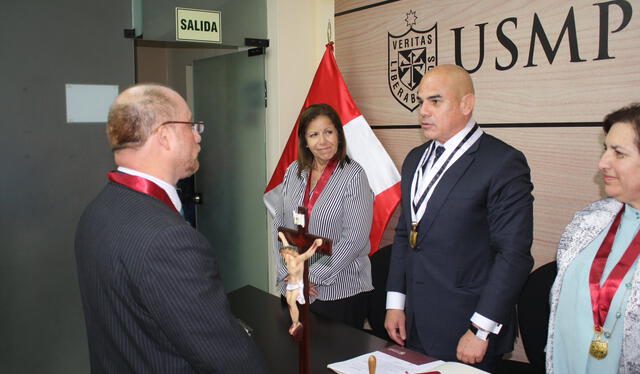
top-left (421, 145), bottom-right (445, 173)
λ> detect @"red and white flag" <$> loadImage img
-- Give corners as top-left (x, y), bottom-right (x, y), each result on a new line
top-left (264, 42), bottom-right (401, 255)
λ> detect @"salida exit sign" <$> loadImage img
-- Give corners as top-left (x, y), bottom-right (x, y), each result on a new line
top-left (175, 7), bottom-right (221, 43)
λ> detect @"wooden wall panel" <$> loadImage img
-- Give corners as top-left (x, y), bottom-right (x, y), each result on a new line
top-left (335, 0), bottom-right (638, 362)
top-left (336, 0), bottom-right (640, 124)
top-left (335, 0), bottom-right (387, 14)
top-left (487, 127), bottom-right (604, 267)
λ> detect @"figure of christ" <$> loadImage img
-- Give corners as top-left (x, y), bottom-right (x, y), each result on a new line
top-left (278, 232), bottom-right (323, 336)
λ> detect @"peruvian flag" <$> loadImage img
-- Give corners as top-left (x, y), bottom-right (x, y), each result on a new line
top-left (263, 42), bottom-right (401, 255)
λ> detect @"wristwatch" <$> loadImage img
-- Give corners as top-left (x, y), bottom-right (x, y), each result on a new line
top-left (469, 323), bottom-right (490, 341)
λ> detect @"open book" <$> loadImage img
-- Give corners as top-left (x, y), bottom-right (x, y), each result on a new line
top-left (328, 345), bottom-right (489, 374)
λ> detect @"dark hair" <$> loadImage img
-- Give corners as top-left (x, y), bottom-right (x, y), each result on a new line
top-left (603, 103), bottom-right (640, 152)
top-left (296, 103), bottom-right (350, 177)
top-left (107, 83), bottom-right (177, 151)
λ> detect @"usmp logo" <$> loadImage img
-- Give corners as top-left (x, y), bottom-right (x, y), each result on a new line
top-left (388, 10), bottom-right (437, 112)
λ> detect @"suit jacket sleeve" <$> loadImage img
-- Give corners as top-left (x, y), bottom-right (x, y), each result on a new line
top-left (138, 224), bottom-right (268, 373)
top-left (476, 147), bottom-right (534, 324)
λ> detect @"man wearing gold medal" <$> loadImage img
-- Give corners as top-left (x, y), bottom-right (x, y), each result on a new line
top-left (384, 65), bottom-right (534, 372)
top-left (547, 104), bottom-right (640, 374)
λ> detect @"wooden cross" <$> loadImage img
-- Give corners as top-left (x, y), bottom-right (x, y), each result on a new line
top-left (277, 206), bottom-right (332, 374)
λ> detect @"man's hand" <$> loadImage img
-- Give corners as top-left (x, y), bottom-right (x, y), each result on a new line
top-left (384, 309), bottom-right (406, 346)
top-left (456, 329), bottom-right (489, 365)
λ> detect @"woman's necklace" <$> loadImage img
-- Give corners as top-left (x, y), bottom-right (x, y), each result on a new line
top-left (590, 276), bottom-right (634, 359)
top-left (602, 279), bottom-right (633, 339)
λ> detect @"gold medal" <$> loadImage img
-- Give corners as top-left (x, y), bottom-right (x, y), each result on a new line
top-left (409, 223), bottom-right (418, 248)
top-left (589, 332), bottom-right (608, 359)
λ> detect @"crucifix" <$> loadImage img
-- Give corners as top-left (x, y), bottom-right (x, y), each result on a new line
top-left (277, 206), bottom-right (332, 374)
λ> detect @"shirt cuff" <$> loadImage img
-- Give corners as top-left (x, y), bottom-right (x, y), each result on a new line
top-left (386, 291), bottom-right (406, 310)
top-left (471, 312), bottom-right (502, 334)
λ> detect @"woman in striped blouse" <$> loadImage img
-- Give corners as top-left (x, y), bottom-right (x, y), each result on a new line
top-left (274, 103), bottom-right (374, 329)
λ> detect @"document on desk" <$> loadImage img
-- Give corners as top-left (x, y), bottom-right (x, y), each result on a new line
top-left (328, 345), bottom-right (442, 374)
top-left (327, 345), bottom-right (489, 374)
top-left (327, 351), bottom-right (443, 373)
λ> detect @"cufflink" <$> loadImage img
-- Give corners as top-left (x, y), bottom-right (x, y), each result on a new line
top-left (469, 323), bottom-right (490, 341)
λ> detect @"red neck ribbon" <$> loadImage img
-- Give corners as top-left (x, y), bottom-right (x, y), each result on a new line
top-left (589, 205), bottom-right (640, 332)
top-left (108, 171), bottom-right (179, 214)
top-left (302, 158), bottom-right (339, 222)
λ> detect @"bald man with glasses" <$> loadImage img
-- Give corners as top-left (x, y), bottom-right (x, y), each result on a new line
top-left (75, 83), bottom-right (269, 373)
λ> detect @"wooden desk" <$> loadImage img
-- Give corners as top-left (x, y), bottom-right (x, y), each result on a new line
top-left (228, 286), bottom-right (389, 373)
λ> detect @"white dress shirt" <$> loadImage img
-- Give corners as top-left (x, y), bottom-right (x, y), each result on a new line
top-left (117, 167), bottom-right (182, 213)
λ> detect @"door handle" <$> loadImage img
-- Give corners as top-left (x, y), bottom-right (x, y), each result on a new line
top-left (193, 193), bottom-right (203, 205)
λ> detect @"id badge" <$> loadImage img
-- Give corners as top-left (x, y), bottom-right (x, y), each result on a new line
top-left (293, 211), bottom-right (305, 227)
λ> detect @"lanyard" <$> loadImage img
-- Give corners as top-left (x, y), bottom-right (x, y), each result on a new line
top-left (412, 144), bottom-right (436, 198)
top-left (410, 124), bottom-right (479, 222)
top-left (302, 158), bottom-right (339, 222)
top-left (108, 171), bottom-right (179, 214)
top-left (589, 205), bottom-right (640, 331)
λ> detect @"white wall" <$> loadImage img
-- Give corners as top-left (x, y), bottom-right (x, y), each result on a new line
top-left (265, 0), bottom-right (334, 293)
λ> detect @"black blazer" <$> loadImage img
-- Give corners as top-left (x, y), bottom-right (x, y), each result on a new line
top-left (75, 182), bottom-right (269, 373)
top-left (387, 132), bottom-right (534, 360)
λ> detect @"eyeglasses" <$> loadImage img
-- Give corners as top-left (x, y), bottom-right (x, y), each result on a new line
top-left (158, 121), bottom-right (205, 134)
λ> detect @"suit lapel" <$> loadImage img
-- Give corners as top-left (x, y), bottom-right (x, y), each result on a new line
top-left (418, 134), bottom-right (483, 241)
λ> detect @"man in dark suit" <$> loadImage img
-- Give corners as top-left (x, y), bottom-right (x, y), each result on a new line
top-left (384, 65), bottom-right (534, 371)
top-left (75, 83), bottom-right (269, 373)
